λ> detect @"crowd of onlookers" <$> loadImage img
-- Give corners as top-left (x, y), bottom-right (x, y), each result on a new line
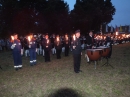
top-left (0, 38), bottom-right (11, 51)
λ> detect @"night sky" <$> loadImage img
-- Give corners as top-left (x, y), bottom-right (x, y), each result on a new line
top-left (65, 0), bottom-right (130, 26)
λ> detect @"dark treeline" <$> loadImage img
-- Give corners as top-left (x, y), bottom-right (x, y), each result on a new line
top-left (0, 0), bottom-right (115, 37)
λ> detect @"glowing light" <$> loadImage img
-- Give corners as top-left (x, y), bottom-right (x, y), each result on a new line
top-left (116, 32), bottom-right (118, 35)
top-left (11, 36), bottom-right (14, 40)
top-left (57, 37), bottom-right (59, 41)
top-left (47, 39), bottom-right (49, 44)
top-left (28, 36), bottom-right (31, 41)
top-left (73, 34), bottom-right (76, 41)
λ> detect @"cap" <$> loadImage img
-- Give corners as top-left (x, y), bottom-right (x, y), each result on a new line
top-left (75, 29), bottom-right (80, 34)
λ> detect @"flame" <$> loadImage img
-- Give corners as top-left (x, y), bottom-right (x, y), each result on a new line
top-left (47, 39), bottom-right (49, 43)
top-left (57, 37), bottom-right (59, 41)
top-left (66, 36), bottom-right (68, 40)
top-left (28, 36), bottom-right (31, 41)
top-left (73, 34), bottom-right (76, 40)
top-left (11, 36), bottom-right (14, 40)
top-left (116, 32), bottom-right (118, 35)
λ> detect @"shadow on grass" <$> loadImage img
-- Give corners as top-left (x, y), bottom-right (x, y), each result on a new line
top-left (48, 88), bottom-right (83, 97)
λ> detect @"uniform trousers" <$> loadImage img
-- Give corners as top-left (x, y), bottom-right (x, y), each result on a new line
top-left (13, 51), bottom-right (22, 68)
top-left (29, 49), bottom-right (36, 65)
top-left (56, 49), bottom-right (61, 59)
top-left (108, 45), bottom-right (112, 58)
top-left (73, 54), bottom-right (81, 72)
top-left (44, 50), bottom-right (50, 62)
top-left (65, 46), bottom-right (69, 56)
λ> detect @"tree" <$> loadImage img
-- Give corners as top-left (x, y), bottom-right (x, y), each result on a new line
top-left (44, 0), bottom-right (69, 35)
top-left (0, 0), bottom-right (69, 36)
top-left (70, 0), bottom-right (116, 34)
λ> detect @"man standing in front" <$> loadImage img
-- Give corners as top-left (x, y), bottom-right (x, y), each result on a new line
top-left (10, 33), bottom-right (23, 71)
top-left (71, 30), bottom-right (82, 73)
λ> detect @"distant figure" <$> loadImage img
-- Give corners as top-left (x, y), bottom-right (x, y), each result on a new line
top-left (71, 30), bottom-right (82, 73)
top-left (86, 31), bottom-right (95, 49)
top-left (105, 32), bottom-right (112, 58)
top-left (23, 36), bottom-right (29, 57)
top-left (42, 33), bottom-right (51, 62)
top-left (64, 34), bottom-right (70, 56)
top-left (55, 35), bottom-right (62, 59)
top-left (86, 31), bottom-right (95, 62)
top-left (28, 34), bottom-right (37, 66)
top-left (10, 33), bottom-right (22, 71)
top-left (50, 34), bottom-right (56, 55)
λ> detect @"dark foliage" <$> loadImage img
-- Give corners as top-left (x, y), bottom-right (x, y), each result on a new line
top-left (0, 0), bottom-right (115, 37)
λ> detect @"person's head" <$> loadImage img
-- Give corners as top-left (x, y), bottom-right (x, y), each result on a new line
top-left (56, 34), bottom-right (59, 38)
top-left (45, 33), bottom-right (49, 39)
top-left (89, 31), bottom-right (93, 36)
top-left (65, 33), bottom-right (68, 37)
top-left (33, 34), bottom-right (37, 39)
top-left (75, 30), bottom-right (80, 38)
top-left (52, 34), bottom-right (55, 38)
top-left (13, 33), bottom-right (18, 39)
top-left (107, 32), bottom-right (111, 37)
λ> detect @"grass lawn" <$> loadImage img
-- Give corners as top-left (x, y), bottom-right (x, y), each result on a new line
top-left (0, 43), bottom-right (130, 97)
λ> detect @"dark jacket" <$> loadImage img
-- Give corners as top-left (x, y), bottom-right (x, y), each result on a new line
top-left (42, 39), bottom-right (51, 51)
top-left (71, 37), bottom-right (82, 54)
top-left (86, 35), bottom-right (94, 46)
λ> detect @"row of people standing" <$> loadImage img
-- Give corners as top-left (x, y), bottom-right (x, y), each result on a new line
top-left (10, 33), bottom-right (38, 70)
top-left (41, 33), bottom-right (70, 62)
top-left (19, 33), bottom-right (71, 57)
top-left (10, 33), bottom-right (71, 71)
top-left (10, 31), bottom-right (113, 71)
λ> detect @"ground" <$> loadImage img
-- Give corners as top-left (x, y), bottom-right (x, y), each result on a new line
top-left (0, 43), bottom-right (130, 97)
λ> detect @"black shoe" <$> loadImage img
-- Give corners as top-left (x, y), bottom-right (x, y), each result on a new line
top-left (87, 61), bottom-right (90, 64)
top-left (15, 68), bottom-right (19, 71)
top-left (19, 67), bottom-right (22, 69)
top-left (78, 70), bottom-right (82, 72)
top-left (75, 71), bottom-right (79, 73)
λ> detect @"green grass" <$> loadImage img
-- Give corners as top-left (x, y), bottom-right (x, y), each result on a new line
top-left (0, 43), bottom-right (130, 97)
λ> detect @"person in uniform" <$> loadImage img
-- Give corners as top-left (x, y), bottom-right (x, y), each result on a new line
top-left (42, 34), bottom-right (51, 62)
top-left (86, 31), bottom-right (95, 49)
top-left (10, 33), bottom-right (22, 71)
top-left (86, 31), bottom-right (95, 62)
top-left (41, 34), bottom-right (45, 57)
top-left (55, 35), bottom-right (62, 59)
top-left (61, 35), bottom-right (65, 53)
top-left (28, 34), bottom-right (37, 66)
top-left (50, 34), bottom-right (56, 55)
top-left (19, 36), bottom-right (24, 56)
top-left (71, 30), bottom-right (82, 73)
top-left (23, 36), bottom-right (29, 57)
top-left (35, 35), bottom-right (40, 55)
top-left (105, 32), bottom-right (112, 58)
top-left (64, 34), bottom-right (70, 56)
